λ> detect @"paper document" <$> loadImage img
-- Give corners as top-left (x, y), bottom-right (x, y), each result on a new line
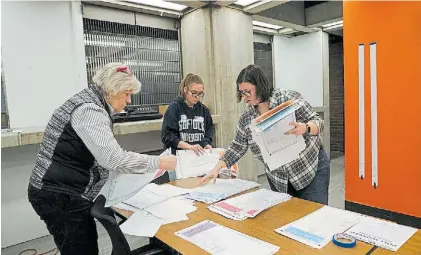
top-left (250, 100), bottom-right (306, 171)
top-left (123, 183), bottom-right (189, 210)
top-left (176, 220), bottom-right (280, 255)
top-left (209, 189), bottom-right (291, 220)
top-left (175, 148), bottom-right (239, 179)
top-left (275, 206), bottom-right (365, 249)
top-left (345, 217), bottom-right (417, 252)
top-left (120, 210), bottom-right (166, 237)
top-left (98, 169), bottom-right (166, 207)
top-left (185, 178), bottom-right (260, 204)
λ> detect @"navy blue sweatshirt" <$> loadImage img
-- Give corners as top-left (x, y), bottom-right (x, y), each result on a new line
top-left (161, 97), bottom-right (215, 155)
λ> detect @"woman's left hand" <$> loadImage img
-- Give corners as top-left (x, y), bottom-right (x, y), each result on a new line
top-left (285, 121), bottom-right (306, 135)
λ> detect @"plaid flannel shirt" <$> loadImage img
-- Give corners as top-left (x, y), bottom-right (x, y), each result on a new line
top-left (221, 89), bottom-right (324, 193)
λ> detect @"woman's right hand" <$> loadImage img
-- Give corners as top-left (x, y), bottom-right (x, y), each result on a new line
top-left (158, 155), bottom-right (177, 170)
top-left (189, 144), bottom-right (205, 156)
top-left (200, 160), bottom-right (227, 184)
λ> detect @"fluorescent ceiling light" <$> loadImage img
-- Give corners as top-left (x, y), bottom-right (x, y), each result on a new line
top-left (235, 0), bottom-right (261, 7)
top-left (252, 20), bottom-right (282, 30)
top-left (278, 28), bottom-right (294, 34)
top-left (322, 20), bottom-right (343, 28)
top-left (126, 0), bottom-right (188, 11)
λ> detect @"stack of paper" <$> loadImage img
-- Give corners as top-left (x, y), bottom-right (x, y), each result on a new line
top-left (115, 183), bottom-right (197, 237)
top-left (250, 100), bottom-right (306, 171)
top-left (208, 189), bottom-right (292, 220)
top-left (175, 220), bottom-right (280, 255)
top-left (98, 168), bottom-right (166, 207)
top-left (345, 217), bottom-right (417, 252)
top-left (275, 206), bottom-right (366, 249)
top-left (121, 183), bottom-right (190, 210)
top-left (184, 178), bottom-right (260, 204)
top-left (175, 148), bottom-right (239, 179)
top-left (120, 197), bottom-right (196, 237)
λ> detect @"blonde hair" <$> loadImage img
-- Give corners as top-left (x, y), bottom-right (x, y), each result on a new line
top-left (92, 62), bottom-right (141, 96)
top-left (179, 73), bottom-right (204, 97)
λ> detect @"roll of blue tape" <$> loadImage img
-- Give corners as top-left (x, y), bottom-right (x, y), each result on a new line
top-left (332, 233), bottom-right (357, 248)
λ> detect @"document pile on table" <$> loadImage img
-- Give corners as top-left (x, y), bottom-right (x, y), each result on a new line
top-left (344, 216), bottom-right (417, 251)
top-left (113, 183), bottom-right (196, 237)
top-left (184, 178), bottom-right (260, 204)
top-left (175, 220), bottom-right (280, 255)
top-left (275, 205), bottom-right (418, 251)
top-left (275, 205), bottom-right (366, 249)
top-left (175, 148), bottom-right (239, 179)
top-left (250, 100), bottom-right (306, 171)
top-left (98, 168), bottom-right (166, 207)
top-left (208, 189), bottom-right (291, 220)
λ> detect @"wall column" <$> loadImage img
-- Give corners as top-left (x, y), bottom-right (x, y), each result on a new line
top-left (180, 5), bottom-right (259, 181)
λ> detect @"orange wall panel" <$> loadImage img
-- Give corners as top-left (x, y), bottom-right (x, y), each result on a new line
top-left (344, 1), bottom-right (421, 217)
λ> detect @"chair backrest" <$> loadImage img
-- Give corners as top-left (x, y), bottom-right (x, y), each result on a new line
top-left (91, 195), bottom-right (132, 255)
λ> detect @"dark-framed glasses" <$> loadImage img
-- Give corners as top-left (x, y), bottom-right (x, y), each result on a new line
top-left (189, 89), bottom-right (205, 98)
top-left (237, 89), bottom-right (252, 97)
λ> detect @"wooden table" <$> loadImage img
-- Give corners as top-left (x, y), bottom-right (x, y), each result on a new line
top-left (114, 178), bottom-right (421, 255)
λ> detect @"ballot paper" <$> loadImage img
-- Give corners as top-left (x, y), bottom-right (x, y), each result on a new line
top-left (123, 183), bottom-right (190, 210)
top-left (175, 148), bottom-right (239, 179)
top-left (208, 189), bottom-right (291, 220)
top-left (120, 194), bottom-right (197, 237)
top-left (184, 178), bottom-right (260, 204)
top-left (98, 169), bottom-right (166, 207)
top-left (175, 220), bottom-right (280, 255)
top-left (345, 217), bottom-right (417, 252)
top-left (250, 100), bottom-right (306, 171)
top-left (275, 206), bottom-right (366, 249)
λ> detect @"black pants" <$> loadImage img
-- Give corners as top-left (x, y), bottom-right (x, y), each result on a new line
top-left (28, 185), bottom-right (99, 255)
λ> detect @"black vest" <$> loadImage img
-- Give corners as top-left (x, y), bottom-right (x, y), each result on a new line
top-left (30, 84), bottom-right (112, 201)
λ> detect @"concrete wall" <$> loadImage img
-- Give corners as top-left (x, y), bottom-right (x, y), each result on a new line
top-left (2, 1), bottom-right (87, 129)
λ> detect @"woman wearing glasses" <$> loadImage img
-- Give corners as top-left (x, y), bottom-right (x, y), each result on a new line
top-left (161, 73), bottom-right (215, 158)
top-left (201, 64), bottom-right (330, 205)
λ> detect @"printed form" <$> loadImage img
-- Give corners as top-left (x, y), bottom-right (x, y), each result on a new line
top-left (176, 220), bottom-right (280, 255)
top-left (275, 206), bottom-right (365, 249)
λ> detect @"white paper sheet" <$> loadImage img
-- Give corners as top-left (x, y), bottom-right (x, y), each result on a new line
top-left (123, 183), bottom-right (190, 210)
top-left (185, 178), bottom-right (260, 204)
top-left (145, 197), bottom-right (196, 222)
top-left (250, 114), bottom-right (305, 171)
top-left (275, 206), bottom-right (365, 249)
top-left (345, 217), bottom-right (417, 252)
top-left (98, 169), bottom-right (166, 207)
top-left (209, 189), bottom-right (291, 220)
top-left (175, 220), bottom-right (280, 255)
top-left (176, 149), bottom-right (220, 179)
top-left (120, 210), bottom-right (166, 237)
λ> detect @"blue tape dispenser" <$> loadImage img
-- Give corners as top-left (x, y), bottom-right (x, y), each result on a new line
top-left (332, 233), bottom-right (357, 248)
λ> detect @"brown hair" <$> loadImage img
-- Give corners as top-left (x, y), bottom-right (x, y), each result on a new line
top-left (178, 73), bottom-right (204, 97)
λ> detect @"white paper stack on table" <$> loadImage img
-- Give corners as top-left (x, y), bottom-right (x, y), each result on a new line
top-left (184, 178), bottom-right (260, 204)
top-left (275, 205), bottom-right (366, 249)
top-left (344, 216), bottom-right (417, 252)
top-left (113, 183), bottom-right (196, 237)
top-left (175, 148), bottom-right (239, 179)
top-left (175, 220), bottom-right (280, 255)
top-left (98, 168), bottom-right (167, 207)
top-left (208, 188), bottom-right (292, 220)
top-left (250, 100), bottom-right (306, 171)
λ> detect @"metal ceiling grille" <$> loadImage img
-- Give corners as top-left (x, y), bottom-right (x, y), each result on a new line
top-left (83, 18), bottom-right (181, 105)
top-left (254, 42), bottom-right (273, 87)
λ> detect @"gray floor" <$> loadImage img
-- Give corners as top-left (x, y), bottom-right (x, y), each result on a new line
top-left (2, 154), bottom-right (345, 255)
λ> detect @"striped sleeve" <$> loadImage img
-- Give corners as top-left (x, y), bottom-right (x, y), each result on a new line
top-left (71, 103), bottom-right (160, 174)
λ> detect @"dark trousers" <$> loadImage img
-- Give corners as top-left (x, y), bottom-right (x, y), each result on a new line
top-left (28, 185), bottom-right (99, 255)
top-left (267, 148), bottom-right (330, 205)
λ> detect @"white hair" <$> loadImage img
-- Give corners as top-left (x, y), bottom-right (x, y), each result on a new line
top-left (92, 62), bottom-right (141, 96)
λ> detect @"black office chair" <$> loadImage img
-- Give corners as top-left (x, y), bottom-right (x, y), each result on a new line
top-left (91, 195), bottom-right (170, 255)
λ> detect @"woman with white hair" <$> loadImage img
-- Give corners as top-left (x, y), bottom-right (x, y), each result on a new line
top-left (27, 62), bottom-right (177, 255)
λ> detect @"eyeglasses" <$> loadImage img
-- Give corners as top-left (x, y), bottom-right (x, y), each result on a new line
top-left (237, 89), bottom-right (252, 97)
top-left (188, 89), bottom-right (205, 98)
